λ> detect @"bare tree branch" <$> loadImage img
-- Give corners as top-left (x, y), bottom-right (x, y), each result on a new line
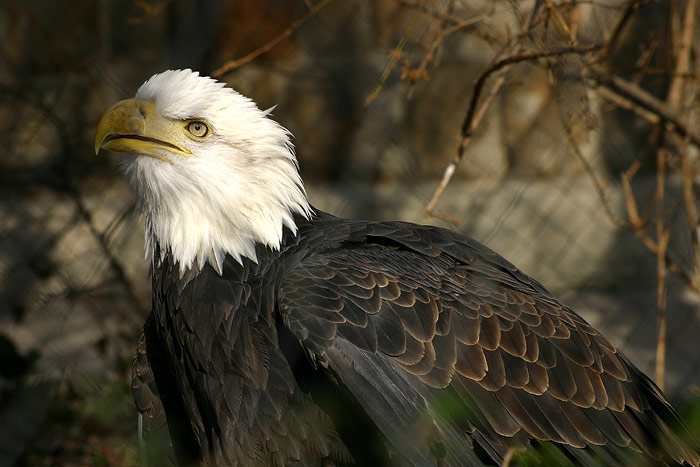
top-left (212, 0), bottom-right (335, 78)
top-left (670, 0), bottom-right (699, 287)
top-left (599, 0), bottom-right (643, 61)
top-left (655, 0), bottom-right (698, 390)
top-left (561, 111), bottom-right (626, 227)
top-left (423, 43), bottom-right (602, 218)
top-left (392, 0), bottom-right (499, 46)
top-left (423, 0), bottom-right (545, 219)
top-left (66, 181), bottom-right (147, 318)
top-left (588, 72), bottom-right (700, 148)
top-left (365, 0), bottom-right (430, 107)
top-left (653, 143), bottom-right (669, 391)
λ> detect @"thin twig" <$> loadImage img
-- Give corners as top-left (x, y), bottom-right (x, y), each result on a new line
top-left (423, 43), bottom-right (601, 217)
top-left (424, 0), bottom-right (545, 218)
top-left (667, 0), bottom-right (696, 106)
top-left (0, 83), bottom-right (147, 319)
top-left (462, 45), bottom-right (602, 140)
top-left (404, 17), bottom-right (488, 99)
top-left (599, 0), bottom-right (642, 61)
top-left (212, 0), bottom-right (334, 78)
top-left (547, 1), bottom-right (577, 43)
top-left (680, 145), bottom-right (700, 280)
top-left (620, 163), bottom-right (700, 296)
top-left (653, 0), bottom-right (696, 390)
top-left (128, 0), bottom-right (174, 25)
top-left (66, 182), bottom-right (147, 317)
top-left (561, 114), bottom-right (625, 227)
top-left (655, 231), bottom-right (669, 385)
top-left (670, 0), bottom-right (699, 286)
top-left (393, 0), bottom-right (499, 46)
top-left (654, 143), bottom-right (668, 392)
top-left (589, 72), bottom-right (700, 148)
top-left (365, 0), bottom-right (428, 107)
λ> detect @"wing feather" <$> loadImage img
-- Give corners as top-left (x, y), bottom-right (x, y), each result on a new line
top-left (371, 309), bottom-right (407, 356)
top-left (277, 218), bottom-right (699, 465)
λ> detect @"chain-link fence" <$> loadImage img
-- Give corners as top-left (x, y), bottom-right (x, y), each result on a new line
top-left (1, 0), bottom-right (698, 464)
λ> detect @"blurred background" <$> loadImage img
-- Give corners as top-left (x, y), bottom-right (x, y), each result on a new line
top-left (0, 0), bottom-right (699, 464)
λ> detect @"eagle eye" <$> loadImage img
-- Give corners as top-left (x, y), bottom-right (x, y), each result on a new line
top-left (186, 121), bottom-right (209, 138)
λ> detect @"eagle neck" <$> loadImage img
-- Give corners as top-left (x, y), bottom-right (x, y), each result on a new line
top-left (150, 210), bottom-right (319, 282)
top-left (126, 154), bottom-right (312, 277)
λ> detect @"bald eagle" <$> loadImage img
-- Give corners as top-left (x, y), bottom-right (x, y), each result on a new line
top-left (95, 70), bottom-right (698, 466)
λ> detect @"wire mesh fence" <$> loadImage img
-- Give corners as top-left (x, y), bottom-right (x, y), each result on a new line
top-left (0, 0), bottom-right (698, 464)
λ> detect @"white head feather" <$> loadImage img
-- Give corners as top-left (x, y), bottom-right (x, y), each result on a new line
top-left (122, 69), bottom-right (311, 275)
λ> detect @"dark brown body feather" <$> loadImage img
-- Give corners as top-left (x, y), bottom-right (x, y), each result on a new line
top-left (133, 209), bottom-right (699, 466)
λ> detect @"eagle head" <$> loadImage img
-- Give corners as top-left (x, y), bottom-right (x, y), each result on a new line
top-left (95, 69), bottom-right (311, 274)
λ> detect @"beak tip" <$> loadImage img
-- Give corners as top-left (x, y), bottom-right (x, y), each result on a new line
top-left (94, 137), bottom-right (104, 155)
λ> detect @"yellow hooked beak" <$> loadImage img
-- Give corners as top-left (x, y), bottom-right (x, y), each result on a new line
top-left (94, 98), bottom-right (192, 162)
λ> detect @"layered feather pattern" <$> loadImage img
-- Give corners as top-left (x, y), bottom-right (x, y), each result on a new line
top-left (135, 210), bottom-right (699, 466)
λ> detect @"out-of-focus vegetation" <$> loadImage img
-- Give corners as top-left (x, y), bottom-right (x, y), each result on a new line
top-left (19, 373), bottom-right (137, 466)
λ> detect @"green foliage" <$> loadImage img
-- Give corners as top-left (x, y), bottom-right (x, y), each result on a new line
top-left (678, 389), bottom-right (700, 453)
top-left (74, 375), bottom-right (133, 426)
top-left (17, 373), bottom-right (137, 467)
top-left (510, 441), bottom-right (576, 467)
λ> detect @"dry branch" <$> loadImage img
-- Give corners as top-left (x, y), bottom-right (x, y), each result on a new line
top-left (654, 0), bottom-right (698, 390)
top-left (593, 0), bottom-right (699, 391)
top-left (423, 0), bottom-right (544, 218)
top-left (404, 17), bottom-right (489, 100)
top-left (365, 0), bottom-right (429, 107)
top-left (589, 73), bottom-right (700, 148)
top-left (67, 182), bottom-right (147, 318)
top-left (392, 0), bottom-right (499, 46)
top-left (653, 143), bottom-right (668, 391)
top-left (600, 0), bottom-right (642, 61)
top-left (619, 160), bottom-right (700, 296)
top-left (561, 111), bottom-right (625, 227)
top-left (423, 43), bottom-right (602, 218)
top-left (669, 0), bottom-right (699, 288)
top-left (212, 0), bottom-right (334, 78)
